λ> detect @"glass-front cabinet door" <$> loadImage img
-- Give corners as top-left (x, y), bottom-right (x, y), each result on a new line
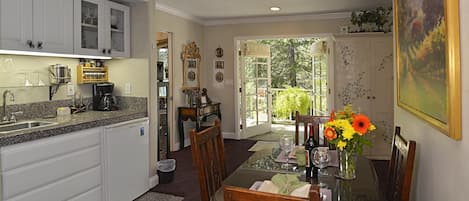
top-left (74, 0), bottom-right (129, 57)
top-left (104, 1), bottom-right (130, 57)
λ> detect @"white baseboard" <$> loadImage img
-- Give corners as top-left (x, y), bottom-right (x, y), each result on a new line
top-left (222, 132), bottom-right (238, 139)
top-left (149, 174), bottom-right (159, 188)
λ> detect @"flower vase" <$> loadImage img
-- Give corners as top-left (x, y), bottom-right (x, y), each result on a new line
top-left (338, 149), bottom-right (357, 180)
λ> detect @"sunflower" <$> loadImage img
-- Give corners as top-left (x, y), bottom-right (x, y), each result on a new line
top-left (352, 114), bottom-right (371, 135)
top-left (324, 127), bottom-right (337, 140)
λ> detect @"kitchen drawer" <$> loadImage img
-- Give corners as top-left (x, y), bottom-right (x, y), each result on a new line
top-left (3, 146), bottom-right (101, 199)
top-left (1, 128), bottom-right (101, 172)
top-left (4, 166), bottom-right (101, 201)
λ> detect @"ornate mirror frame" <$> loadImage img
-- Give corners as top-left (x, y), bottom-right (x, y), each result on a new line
top-left (181, 41), bottom-right (201, 89)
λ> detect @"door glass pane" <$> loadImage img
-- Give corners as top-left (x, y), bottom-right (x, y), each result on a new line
top-left (257, 79), bottom-right (268, 123)
top-left (111, 9), bottom-right (125, 51)
top-left (81, 1), bottom-right (98, 49)
top-left (257, 63), bottom-right (268, 78)
top-left (245, 80), bottom-right (257, 127)
top-left (312, 54), bottom-right (328, 116)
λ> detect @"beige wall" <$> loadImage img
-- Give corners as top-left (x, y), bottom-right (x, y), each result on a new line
top-left (202, 18), bottom-right (348, 135)
top-left (0, 55), bottom-right (92, 104)
top-left (106, 58), bottom-right (149, 97)
top-left (155, 10), bottom-right (205, 149)
top-left (394, 2), bottom-right (469, 201)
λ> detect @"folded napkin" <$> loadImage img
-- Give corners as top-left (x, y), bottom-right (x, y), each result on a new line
top-left (255, 174), bottom-right (310, 198)
top-left (295, 148), bottom-right (306, 167)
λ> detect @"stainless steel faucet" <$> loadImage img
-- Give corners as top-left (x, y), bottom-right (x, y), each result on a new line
top-left (2, 90), bottom-right (15, 122)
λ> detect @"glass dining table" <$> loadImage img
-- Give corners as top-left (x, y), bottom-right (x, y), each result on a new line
top-left (214, 147), bottom-right (384, 201)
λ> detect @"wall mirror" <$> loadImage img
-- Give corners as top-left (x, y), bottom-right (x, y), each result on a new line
top-left (181, 41), bottom-right (201, 89)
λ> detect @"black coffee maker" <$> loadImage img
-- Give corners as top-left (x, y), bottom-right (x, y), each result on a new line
top-left (92, 82), bottom-right (118, 111)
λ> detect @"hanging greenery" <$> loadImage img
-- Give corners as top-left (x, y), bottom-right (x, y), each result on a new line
top-left (350, 7), bottom-right (393, 33)
top-left (274, 87), bottom-right (312, 119)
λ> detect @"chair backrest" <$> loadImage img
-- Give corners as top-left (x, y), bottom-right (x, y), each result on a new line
top-left (294, 111), bottom-right (329, 146)
top-left (190, 119), bottom-right (226, 201)
top-left (386, 126), bottom-right (416, 201)
top-left (223, 185), bottom-right (320, 201)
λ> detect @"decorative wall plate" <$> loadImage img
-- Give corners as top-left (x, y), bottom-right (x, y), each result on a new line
top-left (215, 72), bottom-right (224, 82)
top-left (216, 47), bottom-right (224, 58)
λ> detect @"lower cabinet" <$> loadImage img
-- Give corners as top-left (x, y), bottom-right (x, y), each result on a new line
top-left (0, 118), bottom-right (150, 201)
top-left (0, 128), bottom-right (103, 201)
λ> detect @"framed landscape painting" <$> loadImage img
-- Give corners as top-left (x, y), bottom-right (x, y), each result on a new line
top-left (395, 0), bottom-right (461, 140)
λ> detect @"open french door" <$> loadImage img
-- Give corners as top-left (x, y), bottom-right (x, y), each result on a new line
top-left (239, 41), bottom-right (272, 138)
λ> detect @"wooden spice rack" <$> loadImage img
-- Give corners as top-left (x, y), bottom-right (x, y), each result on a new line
top-left (77, 66), bottom-right (109, 84)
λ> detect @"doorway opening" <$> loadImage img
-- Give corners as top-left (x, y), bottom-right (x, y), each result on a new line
top-left (156, 32), bottom-right (173, 160)
top-left (235, 35), bottom-right (334, 140)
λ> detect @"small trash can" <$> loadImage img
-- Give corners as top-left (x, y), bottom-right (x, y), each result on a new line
top-left (157, 159), bottom-right (176, 184)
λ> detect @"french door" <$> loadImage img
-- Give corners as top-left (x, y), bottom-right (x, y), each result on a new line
top-left (239, 41), bottom-right (272, 138)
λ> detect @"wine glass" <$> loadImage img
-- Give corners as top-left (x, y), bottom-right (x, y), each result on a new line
top-left (313, 147), bottom-right (330, 187)
top-left (279, 135), bottom-right (294, 171)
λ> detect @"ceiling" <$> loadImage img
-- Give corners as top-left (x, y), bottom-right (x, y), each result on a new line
top-left (155, 0), bottom-right (392, 22)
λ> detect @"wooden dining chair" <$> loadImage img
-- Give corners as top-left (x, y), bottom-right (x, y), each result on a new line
top-left (224, 185), bottom-right (321, 201)
top-left (385, 126), bottom-right (416, 201)
top-left (189, 119), bottom-right (226, 201)
top-left (294, 111), bottom-right (329, 146)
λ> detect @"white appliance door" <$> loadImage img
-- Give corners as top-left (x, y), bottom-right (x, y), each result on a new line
top-left (104, 118), bottom-right (149, 201)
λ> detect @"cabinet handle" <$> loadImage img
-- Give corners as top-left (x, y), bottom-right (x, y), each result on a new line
top-left (37, 41), bottom-right (43, 49)
top-left (107, 49), bottom-right (112, 54)
top-left (372, 96), bottom-right (376, 99)
top-left (102, 49), bottom-right (107, 54)
top-left (367, 96), bottom-right (371, 99)
top-left (26, 40), bottom-right (35, 48)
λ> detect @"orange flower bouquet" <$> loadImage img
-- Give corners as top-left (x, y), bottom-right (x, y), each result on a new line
top-left (323, 105), bottom-right (376, 179)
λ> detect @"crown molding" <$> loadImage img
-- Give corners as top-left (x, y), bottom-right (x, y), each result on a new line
top-left (204, 12), bottom-right (351, 26)
top-left (155, 2), bottom-right (205, 25)
top-left (155, 2), bottom-right (350, 26)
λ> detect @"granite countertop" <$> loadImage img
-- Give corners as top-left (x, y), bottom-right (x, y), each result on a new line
top-left (0, 109), bottom-right (148, 147)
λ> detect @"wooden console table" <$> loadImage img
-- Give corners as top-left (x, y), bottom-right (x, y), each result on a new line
top-left (177, 103), bottom-right (221, 149)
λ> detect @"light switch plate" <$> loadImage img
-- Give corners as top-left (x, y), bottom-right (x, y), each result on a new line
top-left (125, 83), bottom-right (132, 95)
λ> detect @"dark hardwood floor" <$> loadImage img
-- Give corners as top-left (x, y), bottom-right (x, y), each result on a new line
top-left (151, 139), bottom-right (256, 201)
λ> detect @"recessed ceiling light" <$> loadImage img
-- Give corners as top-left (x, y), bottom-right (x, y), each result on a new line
top-left (270, 6), bottom-right (281, 12)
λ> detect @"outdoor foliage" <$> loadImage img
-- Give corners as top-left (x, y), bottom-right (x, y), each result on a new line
top-left (273, 87), bottom-right (312, 119)
top-left (258, 38), bottom-right (318, 88)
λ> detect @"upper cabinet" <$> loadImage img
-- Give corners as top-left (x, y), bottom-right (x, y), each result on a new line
top-left (0, 0), bottom-right (74, 54)
top-left (74, 0), bottom-right (130, 58)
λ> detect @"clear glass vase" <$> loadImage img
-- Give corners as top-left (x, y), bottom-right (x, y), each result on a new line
top-left (338, 149), bottom-right (357, 180)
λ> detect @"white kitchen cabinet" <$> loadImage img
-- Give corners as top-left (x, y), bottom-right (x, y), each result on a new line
top-left (0, 127), bottom-right (103, 201)
top-left (0, 0), bottom-right (74, 54)
top-left (74, 0), bottom-right (130, 57)
top-left (334, 33), bottom-right (394, 160)
top-left (103, 118), bottom-right (149, 201)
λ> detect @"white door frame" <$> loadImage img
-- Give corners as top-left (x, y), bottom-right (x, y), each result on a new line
top-left (233, 33), bottom-right (335, 140)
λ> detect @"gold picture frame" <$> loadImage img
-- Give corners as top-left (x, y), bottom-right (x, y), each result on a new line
top-left (395, 0), bottom-right (461, 140)
top-left (181, 41), bottom-right (201, 89)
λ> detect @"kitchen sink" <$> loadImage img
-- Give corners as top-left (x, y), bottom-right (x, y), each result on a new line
top-left (0, 121), bottom-right (58, 133)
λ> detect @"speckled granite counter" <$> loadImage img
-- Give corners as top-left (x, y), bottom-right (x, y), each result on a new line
top-left (0, 109), bottom-right (147, 147)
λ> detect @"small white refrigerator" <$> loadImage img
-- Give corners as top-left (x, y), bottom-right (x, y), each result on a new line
top-left (104, 118), bottom-right (149, 201)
